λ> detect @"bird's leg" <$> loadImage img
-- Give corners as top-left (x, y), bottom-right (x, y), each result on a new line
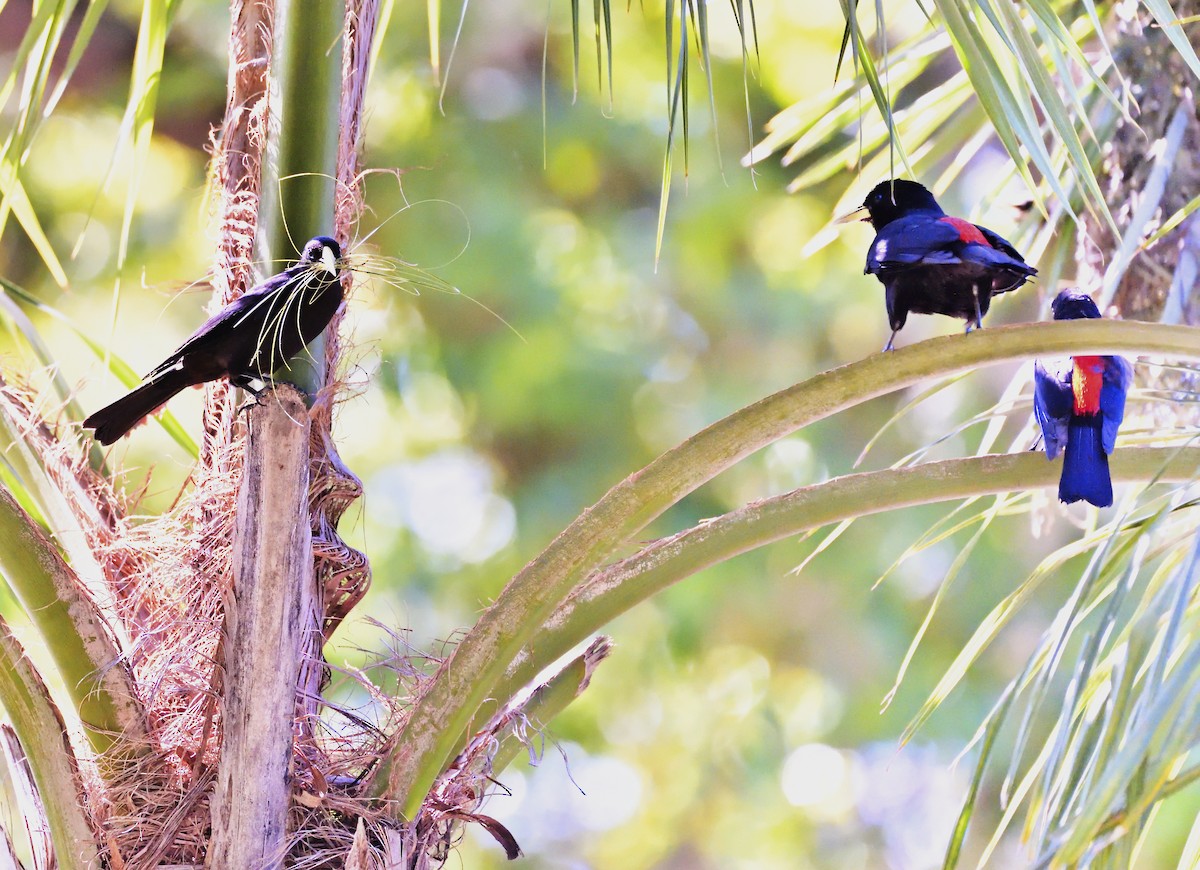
top-left (231, 373), bottom-right (273, 417)
top-left (235, 398), bottom-right (260, 421)
top-left (884, 289), bottom-right (906, 351)
top-left (967, 284), bottom-right (984, 333)
top-left (231, 372), bottom-right (272, 396)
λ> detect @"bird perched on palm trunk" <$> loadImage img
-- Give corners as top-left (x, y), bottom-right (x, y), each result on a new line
top-left (85, 236), bottom-right (344, 445)
top-left (1033, 289), bottom-right (1131, 508)
top-left (841, 179), bottom-right (1037, 351)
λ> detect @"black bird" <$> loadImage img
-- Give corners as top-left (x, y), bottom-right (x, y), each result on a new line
top-left (85, 236), bottom-right (344, 445)
top-left (841, 180), bottom-right (1037, 351)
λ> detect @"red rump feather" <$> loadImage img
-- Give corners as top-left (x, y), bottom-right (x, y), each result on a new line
top-left (937, 216), bottom-right (989, 246)
top-left (1072, 356), bottom-right (1104, 414)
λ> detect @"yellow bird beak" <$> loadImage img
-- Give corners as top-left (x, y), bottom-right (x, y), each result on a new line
top-left (834, 204), bottom-right (870, 224)
top-left (321, 246), bottom-right (339, 275)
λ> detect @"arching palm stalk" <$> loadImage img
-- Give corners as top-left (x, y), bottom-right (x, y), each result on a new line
top-left (748, 2), bottom-right (1200, 864)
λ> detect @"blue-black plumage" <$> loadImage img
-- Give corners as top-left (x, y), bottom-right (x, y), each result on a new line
top-left (1033, 289), bottom-right (1131, 508)
top-left (84, 236), bottom-right (345, 445)
top-left (840, 179), bottom-right (1037, 351)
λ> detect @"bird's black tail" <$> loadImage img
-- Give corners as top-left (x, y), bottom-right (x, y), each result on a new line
top-left (84, 371), bottom-right (194, 445)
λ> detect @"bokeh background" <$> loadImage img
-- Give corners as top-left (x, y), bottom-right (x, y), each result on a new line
top-left (2, 2), bottom-right (1187, 867)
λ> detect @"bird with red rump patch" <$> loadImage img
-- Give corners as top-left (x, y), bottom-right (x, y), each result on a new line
top-left (841, 179), bottom-right (1037, 351)
top-left (1033, 289), bottom-right (1131, 508)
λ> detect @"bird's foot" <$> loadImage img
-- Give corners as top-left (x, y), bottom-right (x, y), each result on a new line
top-left (236, 393), bottom-right (268, 419)
top-left (231, 374), bottom-right (272, 397)
top-left (231, 374), bottom-right (274, 418)
top-left (882, 330), bottom-right (898, 353)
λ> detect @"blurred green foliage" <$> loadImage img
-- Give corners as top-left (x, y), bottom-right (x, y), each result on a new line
top-left (3, 1), bottom-right (1196, 867)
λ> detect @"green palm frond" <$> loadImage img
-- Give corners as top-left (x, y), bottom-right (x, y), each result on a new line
top-left (0, 0), bottom-right (89, 287)
top-left (376, 318), bottom-right (1200, 818)
top-left (109, 0), bottom-right (180, 283)
top-left (560, 0), bottom-right (758, 261)
top-left (0, 277), bottom-right (196, 457)
top-left (937, 486), bottom-right (1200, 867)
top-left (753, 0), bottom-right (1138, 245)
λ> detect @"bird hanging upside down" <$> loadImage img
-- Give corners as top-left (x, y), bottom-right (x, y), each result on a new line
top-left (1033, 289), bottom-right (1131, 508)
top-left (84, 236), bottom-right (345, 445)
top-left (840, 179), bottom-right (1037, 351)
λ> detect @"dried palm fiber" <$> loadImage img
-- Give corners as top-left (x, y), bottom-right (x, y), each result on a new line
top-left (1072, 1), bottom-right (1200, 321)
top-left (314, 0), bottom-right (374, 638)
top-left (0, 377), bottom-right (199, 864)
top-left (1072, 2), bottom-right (1200, 428)
top-left (73, 0), bottom-right (283, 862)
top-left (3, 0), bottom-right (518, 863)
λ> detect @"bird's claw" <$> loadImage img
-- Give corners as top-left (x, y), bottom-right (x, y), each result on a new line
top-left (233, 374), bottom-right (274, 418)
top-left (236, 395), bottom-right (264, 419)
top-left (232, 374), bottom-right (273, 397)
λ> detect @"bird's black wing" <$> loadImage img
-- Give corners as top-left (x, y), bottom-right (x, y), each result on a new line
top-left (142, 293), bottom-right (258, 381)
top-left (976, 226), bottom-right (1033, 269)
top-left (865, 214), bottom-right (964, 276)
top-left (962, 227), bottom-right (1037, 296)
top-left (142, 266), bottom-right (308, 381)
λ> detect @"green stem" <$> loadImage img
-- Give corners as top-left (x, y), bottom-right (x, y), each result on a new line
top-left (259, 0), bottom-right (343, 395)
top-left (488, 637), bottom-right (612, 776)
top-left (0, 384), bottom-right (114, 624)
top-left (502, 447), bottom-right (1200, 696)
top-left (0, 618), bottom-right (98, 869)
top-left (377, 319), bottom-right (1200, 817)
top-left (0, 486), bottom-right (148, 759)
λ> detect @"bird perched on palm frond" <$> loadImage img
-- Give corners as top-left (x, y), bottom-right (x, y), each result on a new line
top-left (1033, 289), bottom-right (1131, 508)
top-left (85, 236), bottom-right (344, 445)
top-left (840, 179), bottom-right (1037, 351)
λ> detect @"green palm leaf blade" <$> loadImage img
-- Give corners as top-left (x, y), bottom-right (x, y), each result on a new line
top-left (0, 276), bottom-right (197, 456)
top-left (943, 683), bottom-right (1017, 869)
top-left (1142, 0), bottom-right (1200, 82)
top-left (1143, 191), bottom-right (1200, 250)
top-left (1056, 642), bottom-right (1200, 863)
top-left (884, 492), bottom-right (1020, 715)
top-left (98, 0), bottom-right (179, 316)
top-left (901, 511), bottom-right (1148, 750)
top-left (0, 171), bottom-right (68, 289)
top-left (838, 0), bottom-right (914, 181)
top-left (0, 617), bottom-right (100, 870)
top-left (997, 499), bottom-right (1170, 807)
top-left (991, 0), bottom-right (1116, 235)
top-left (745, 29), bottom-right (944, 169)
top-left (930, 0), bottom-right (1058, 219)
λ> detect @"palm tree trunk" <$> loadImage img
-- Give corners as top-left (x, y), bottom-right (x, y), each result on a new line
top-left (208, 385), bottom-right (318, 868)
